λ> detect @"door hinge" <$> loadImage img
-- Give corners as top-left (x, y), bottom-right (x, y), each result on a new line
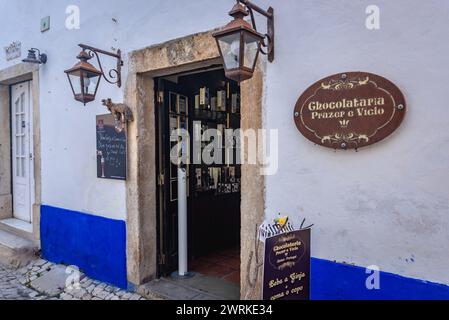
top-left (158, 91), bottom-right (164, 104)
top-left (159, 253), bottom-right (166, 265)
top-left (158, 173), bottom-right (164, 186)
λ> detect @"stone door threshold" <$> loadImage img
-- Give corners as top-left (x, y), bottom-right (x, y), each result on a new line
top-left (138, 273), bottom-right (240, 300)
top-left (0, 218), bottom-right (33, 241)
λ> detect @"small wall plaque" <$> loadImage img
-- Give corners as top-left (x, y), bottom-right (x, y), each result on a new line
top-left (294, 72), bottom-right (406, 150)
top-left (4, 42), bottom-right (21, 61)
top-left (41, 16), bottom-right (51, 33)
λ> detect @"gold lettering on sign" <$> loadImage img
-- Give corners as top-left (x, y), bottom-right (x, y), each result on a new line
top-left (308, 97), bottom-right (385, 111)
top-left (267, 272), bottom-right (308, 300)
top-left (308, 97), bottom-right (386, 121)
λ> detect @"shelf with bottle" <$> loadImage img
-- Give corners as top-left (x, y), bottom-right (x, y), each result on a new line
top-left (192, 165), bottom-right (241, 196)
top-left (193, 122), bottom-right (240, 163)
top-left (193, 84), bottom-right (241, 123)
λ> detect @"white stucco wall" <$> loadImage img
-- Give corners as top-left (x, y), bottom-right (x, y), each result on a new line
top-left (1, 0), bottom-right (448, 286)
top-left (264, 0), bottom-right (449, 286)
top-left (0, 0), bottom-right (232, 220)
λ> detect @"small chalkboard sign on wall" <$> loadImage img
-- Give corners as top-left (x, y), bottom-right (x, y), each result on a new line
top-left (96, 114), bottom-right (127, 180)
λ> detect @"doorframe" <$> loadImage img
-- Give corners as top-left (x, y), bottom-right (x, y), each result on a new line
top-left (124, 29), bottom-right (266, 299)
top-left (0, 63), bottom-right (42, 245)
top-left (11, 80), bottom-right (35, 223)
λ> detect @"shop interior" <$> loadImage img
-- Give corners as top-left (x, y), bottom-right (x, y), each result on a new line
top-left (155, 68), bottom-right (241, 292)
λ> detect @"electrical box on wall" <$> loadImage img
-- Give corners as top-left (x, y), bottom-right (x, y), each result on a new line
top-left (40, 16), bottom-right (50, 32)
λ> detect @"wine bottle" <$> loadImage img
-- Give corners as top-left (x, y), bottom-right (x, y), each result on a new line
top-left (194, 94), bottom-right (200, 110)
top-left (199, 86), bottom-right (210, 110)
top-left (217, 81), bottom-right (227, 112)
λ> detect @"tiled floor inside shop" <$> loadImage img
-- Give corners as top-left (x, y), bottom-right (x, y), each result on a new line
top-left (140, 247), bottom-right (241, 300)
top-left (189, 247), bottom-right (240, 285)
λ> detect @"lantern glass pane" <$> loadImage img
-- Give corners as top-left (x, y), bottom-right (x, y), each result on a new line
top-left (243, 32), bottom-right (260, 69)
top-left (69, 73), bottom-right (82, 95)
top-left (83, 74), bottom-right (100, 95)
top-left (217, 33), bottom-right (241, 70)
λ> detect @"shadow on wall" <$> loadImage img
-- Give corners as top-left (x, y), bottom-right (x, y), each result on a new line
top-left (40, 205), bottom-right (127, 289)
top-left (311, 258), bottom-right (449, 300)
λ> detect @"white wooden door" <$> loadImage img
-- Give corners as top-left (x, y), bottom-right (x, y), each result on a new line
top-left (11, 81), bottom-right (34, 223)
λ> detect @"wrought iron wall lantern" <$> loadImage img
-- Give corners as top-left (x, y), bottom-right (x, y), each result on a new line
top-left (213, 0), bottom-right (274, 82)
top-left (22, 48), bottom-right (47, 64)
top-left (64, 44), bottom-right (123, 105)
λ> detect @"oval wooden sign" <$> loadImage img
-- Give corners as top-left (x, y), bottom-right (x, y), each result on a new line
top-left (294, 72), bottom-right (406, 150)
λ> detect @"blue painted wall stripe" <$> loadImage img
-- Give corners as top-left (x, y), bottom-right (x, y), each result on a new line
top-left (311, 258), bottom-right (449, 300)
top-left (40, 205), bottom-right (127, 289)
top-left (39, 204), bottom-right (449, 298)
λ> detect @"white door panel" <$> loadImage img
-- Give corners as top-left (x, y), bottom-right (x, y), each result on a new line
top-left (11, 81), bottom-right (33, 223)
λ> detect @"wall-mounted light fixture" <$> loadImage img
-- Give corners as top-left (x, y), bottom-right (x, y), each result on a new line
top-left (64, 44), bottom-right (123, 105)
top-left (22, 48), bottom-right (47, 64)
top-left (213, 0), bottom-right (274, 82)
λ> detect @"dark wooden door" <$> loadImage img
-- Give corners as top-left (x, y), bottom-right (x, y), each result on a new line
top-left (156, 78), bottom-right (190, 275)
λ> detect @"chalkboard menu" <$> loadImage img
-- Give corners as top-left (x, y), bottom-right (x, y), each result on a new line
top-left (263, 229), bottom-right (311, 300)
top-left (96, 114), bottom-right (127, 180)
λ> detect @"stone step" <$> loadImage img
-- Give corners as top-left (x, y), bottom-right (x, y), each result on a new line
top-left (0, 229), bottom-right (37, 269)
top-left (0, 218), bottom-right (35, 243)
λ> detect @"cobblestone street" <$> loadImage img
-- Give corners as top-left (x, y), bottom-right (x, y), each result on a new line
top-left (0, 259), bottom-right (148, 300)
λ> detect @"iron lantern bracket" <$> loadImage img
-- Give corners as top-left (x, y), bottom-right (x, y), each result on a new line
top-left (238, 0), bottom-right (274, 62)
top-left (78, 44), bottom-right (124, 88)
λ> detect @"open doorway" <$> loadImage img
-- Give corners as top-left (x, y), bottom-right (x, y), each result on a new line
top-left (155, 68), bottom-right (241, 297)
